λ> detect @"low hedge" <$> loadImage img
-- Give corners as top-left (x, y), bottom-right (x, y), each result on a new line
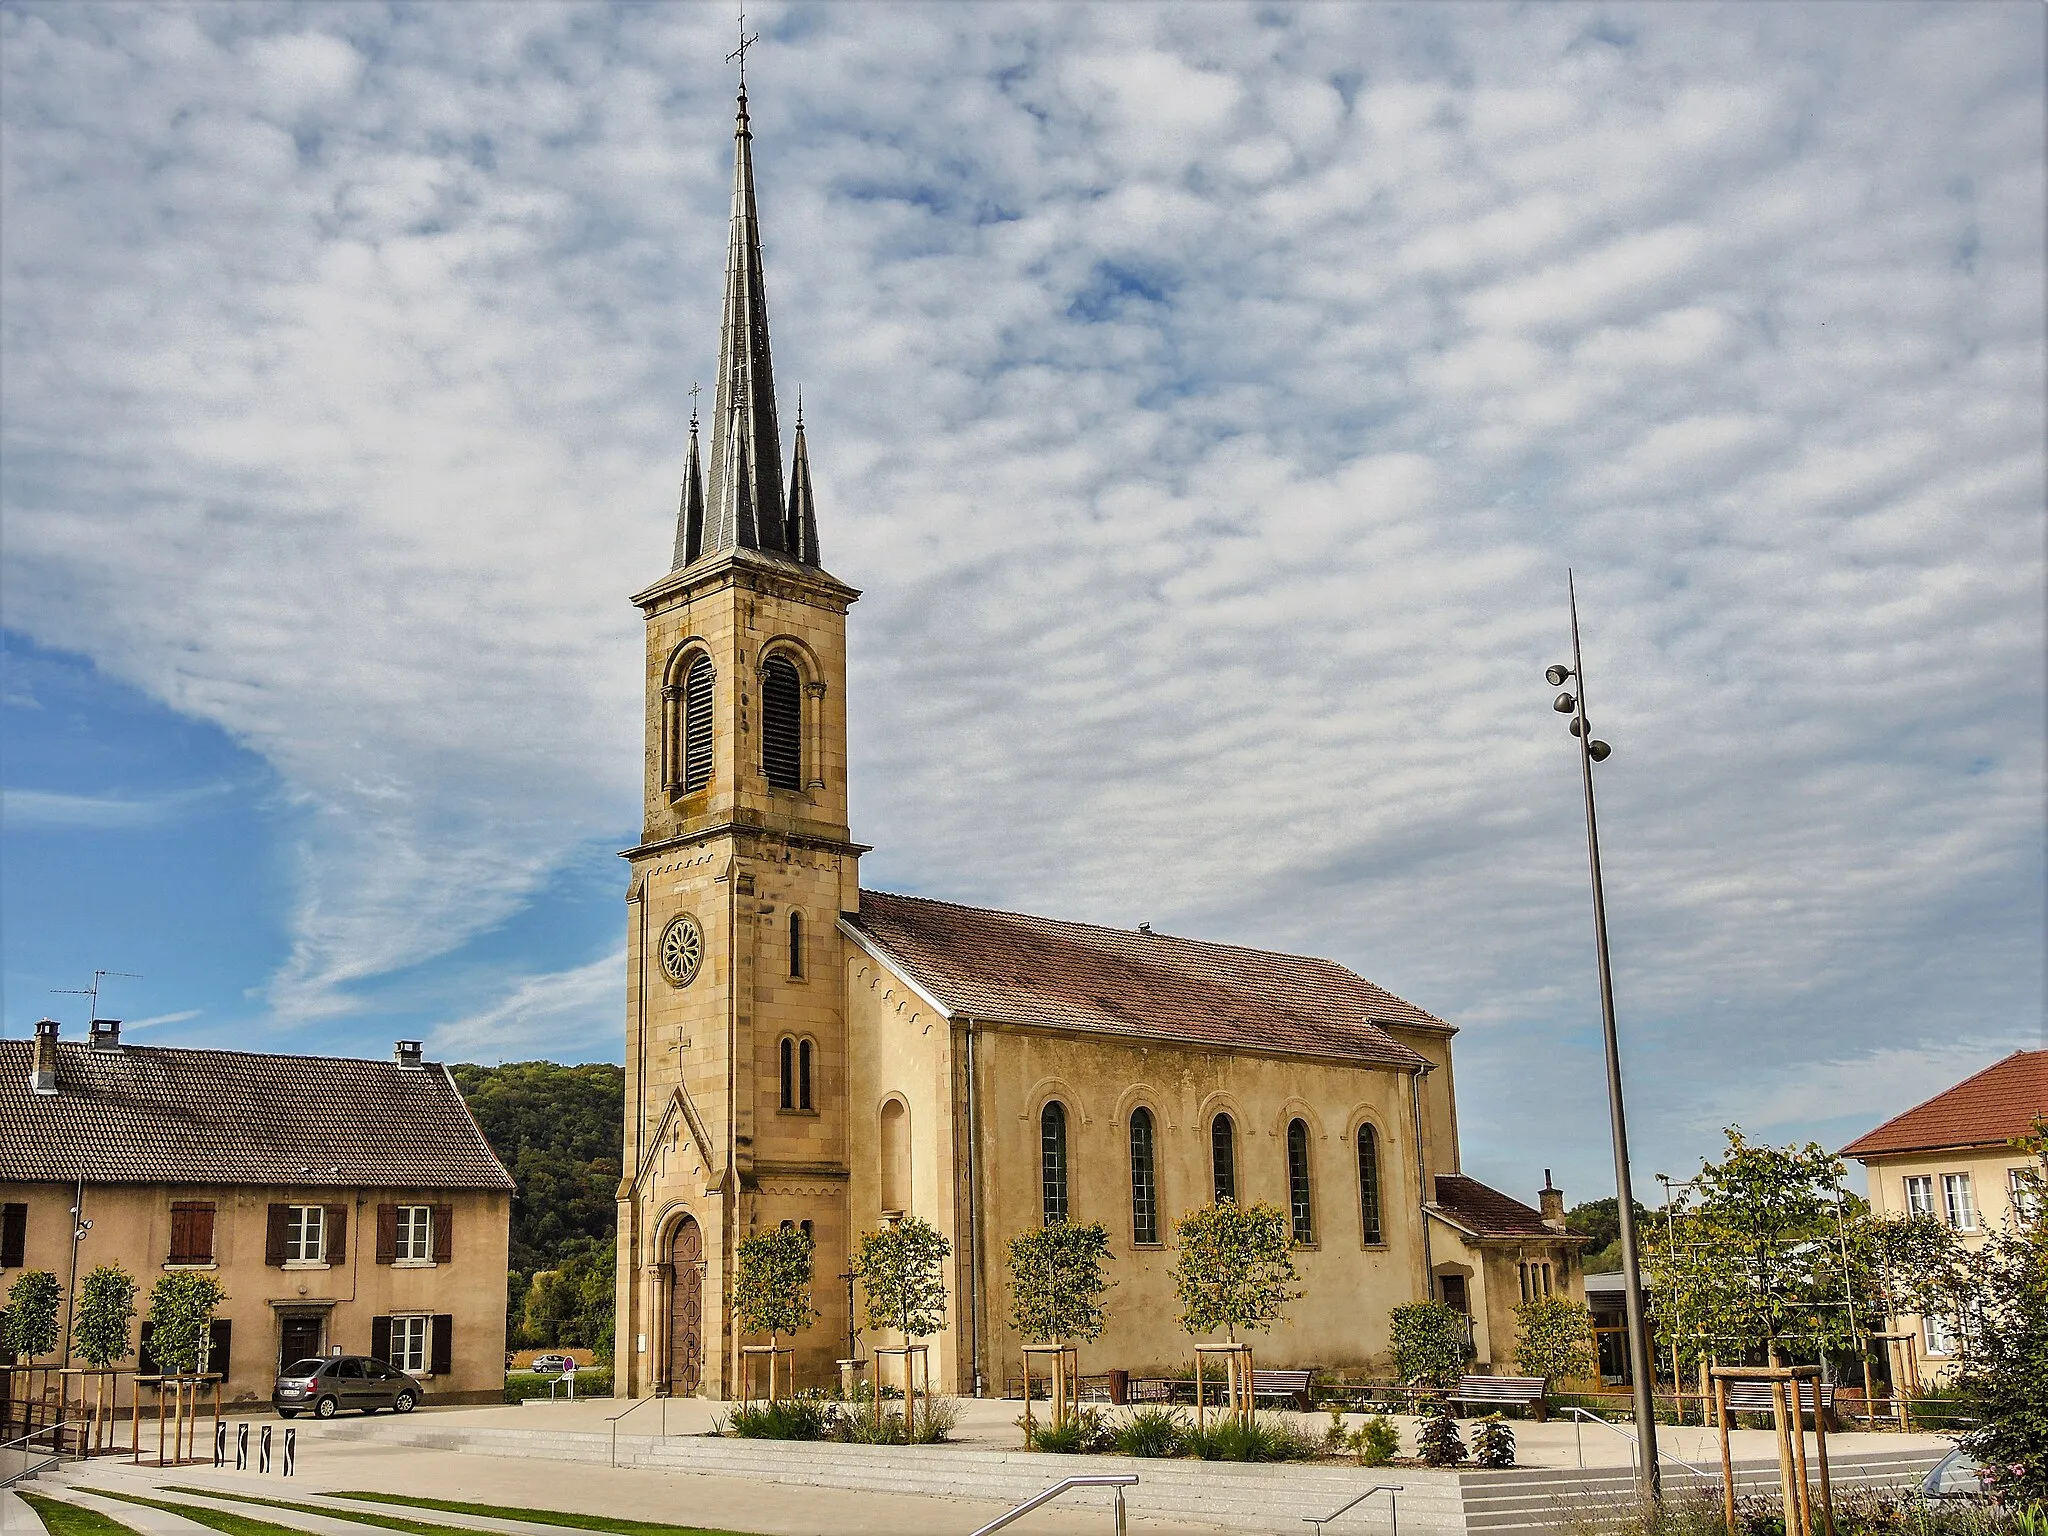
top-left (503, 1370), bottom-right (612, 1402)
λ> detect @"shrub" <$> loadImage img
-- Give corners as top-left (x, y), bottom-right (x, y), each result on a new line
top-left (1472, 1414), bottom-right (1515, 1468)
top-left (833, 1394), bottom-right (960, 1444)
top-left (910, 1396), bottom-right (960, 1443)
top-left (1029, 1408), bottom-right (1108, 1454)
top-left (1352, 1413), bottom-right (1401, 1467)
top-left (1512, 1295), bottom-right (1596, 1388)
top-left (2, 1271), bottom-right (61, 1361)
top-left (1417, 1411), bottom-right (1467, 1467)
top-left (1110, 1406), bottom-right (1186, 1458)
top-left (1185, 1414), bottom-right (1319, 1462)
top-left (1389, 1301), bottom-right (1471, 1389)
top-left (725, 1397), bottom-right (831, 1440)
top-left (502, 1369), bottom-right (612, 1402)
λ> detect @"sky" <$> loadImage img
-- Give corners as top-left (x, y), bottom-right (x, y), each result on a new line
top-left (2, 1), bottom-right (2042, 1205)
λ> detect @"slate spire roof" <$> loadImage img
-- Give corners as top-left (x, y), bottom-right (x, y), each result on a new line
top-left (673, 407), bottom-right (706, 568)
top-left (670, 85), bottom-right (823, 572)
top-left (843, 890), bottom-right (1444, 1067)
top-left (0, 1038), bottom-right (514, 1190)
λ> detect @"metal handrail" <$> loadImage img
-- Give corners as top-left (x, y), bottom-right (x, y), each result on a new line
top-left (606, 1394), bottom-right (670, 1466)
top-left (1, 1418), bottom-right (89, 1488)
top-left (1563, 1407), bottom-right (1712, 1478)
top-left (1304, 1482), bottom-right (1401, 1535)
top-left (967, 1473), bottom-right (1137, 1536)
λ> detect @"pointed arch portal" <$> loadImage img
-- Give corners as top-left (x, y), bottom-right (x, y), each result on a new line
top-left (666, 1215), bottom-right (704, 1396)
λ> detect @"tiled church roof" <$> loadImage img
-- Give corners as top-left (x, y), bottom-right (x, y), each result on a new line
top-left (1840, 1049), bottom-right (2048, 1159)
top-left (1431, 1173), bottom-right (1580, 1240)
top-left (844, 890), bottom-right (1442, 1069)
top-left (0, 1039), bottom-right (515, 1189)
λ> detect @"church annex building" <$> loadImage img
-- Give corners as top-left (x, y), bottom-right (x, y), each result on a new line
top-left (614, 87), bottom-right (1583, 1402)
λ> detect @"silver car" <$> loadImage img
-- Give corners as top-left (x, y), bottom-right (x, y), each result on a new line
top-left (273, 1355), bottom-right (423, 1418)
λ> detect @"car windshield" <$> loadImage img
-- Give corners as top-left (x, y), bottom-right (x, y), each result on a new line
top-left (282, 1361), bottom-right (326, 1377)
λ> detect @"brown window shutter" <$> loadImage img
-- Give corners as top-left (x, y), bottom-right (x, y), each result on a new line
top-left (169, 1204), bottom-right (190, 1264)
top-left (430, 1315), bottom-right (453, 1377)
top-left (376, 1205), bottom-right (399, 1265)
top-left (265, 1204), bottom-right (289, 1265)
top-left (325, 1205), bottom-right (348, 1265)
top-left (0, 1203), bottom-right (24, 1268)
top-left (370, 1316), bottom-right (393, 1364)
top-left (193, 1204), bottom-right (215, 1263)
top-left (431, 1205), bottom-right (453, 1263)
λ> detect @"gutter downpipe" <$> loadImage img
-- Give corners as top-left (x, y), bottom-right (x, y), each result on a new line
top-left (964, 1017), bottom-right (985, 1396)
top-left (1411, 1066), bottom-right (1434, 1300)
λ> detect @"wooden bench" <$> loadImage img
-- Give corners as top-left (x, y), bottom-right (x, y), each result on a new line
top-left (1249, 1369), bottom-right (1315, 1412)
top-left (1446, 1375), bottom-right (1546, 1418)
top-left (1724, 1382), bottom-right (1835, 1418)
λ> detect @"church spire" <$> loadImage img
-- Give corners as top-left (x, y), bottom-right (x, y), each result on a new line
top-left (671, 400), bottom-right (705, 570)
top-left (703, 86), bottom-right (788, 558)
top-left (785, 396), bottom-right (820, 564)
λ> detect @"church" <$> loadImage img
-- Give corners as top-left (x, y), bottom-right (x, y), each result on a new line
top-left (613, 86), bottom-right (1586, 1402)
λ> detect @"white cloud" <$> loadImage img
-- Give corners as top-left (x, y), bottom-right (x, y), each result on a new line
top-left (1, 785), bottom-right (233, 831)
top-left (431, 948), bottom-right (623, 1063)
top-left (0, 1), bottom-right (2039, 1187)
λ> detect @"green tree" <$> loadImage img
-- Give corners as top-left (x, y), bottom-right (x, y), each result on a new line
top-left (74, 1264), bottom-right (138, 1368)
top-left (1565, 1198), bottom-right (1651, 1274)
top-left (1006, 1222), bottom-right (1113, 1344)
top-left (851, 1217), bottom-right (951, 1340)
top-left (2, 1271), bottom-right (61, 1361)
top-left (1511, 1294), bottom-right (1596, 1387)
top-left (735, 1226), bottom-right (818, 1344)
top-left (519, 1236), bottom-right (616, 1359)
top-left (1170, 1201), bottom-right (1299, 1341)
top-left (451, 1061), bottom-right (624, 1274)
top-left (145, 1272), bottom-right (226, 1375)
top-left (1643, 1128), bottom-right (1858, 1367)
top-left (1389, 1300), bottom-right (1471, 1388)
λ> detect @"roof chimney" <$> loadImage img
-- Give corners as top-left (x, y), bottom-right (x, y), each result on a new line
top-left (394, 1040), bottom-right (424, 1071)
top-left (31, 1019), bottom-right (60, 1094)
top-left (89, 1018), bottom-right (122, 1052)
top-left (1539, 1169), bottom-right (1567, 1232)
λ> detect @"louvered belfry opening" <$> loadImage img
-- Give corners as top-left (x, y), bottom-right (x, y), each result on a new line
top-left (762, 656), bottom-right (803, 789)
top-left (683, 656), bottom-right (715, 792)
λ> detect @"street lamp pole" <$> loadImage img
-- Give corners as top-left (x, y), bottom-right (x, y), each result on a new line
top-left (1548, 573), bottom-right (1661, 1505)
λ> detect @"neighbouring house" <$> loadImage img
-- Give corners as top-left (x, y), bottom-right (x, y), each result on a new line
top-left (0, 1021), bottom-right (514, 1405)
top-left (1840, 1048), bottom-right (2047, 1385)
top-left (613, 82), bottom-right (1580, 1400)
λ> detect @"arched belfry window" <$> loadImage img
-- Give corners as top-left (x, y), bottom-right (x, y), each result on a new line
top-left (1041, 1102), bottom-right (1069, 1224)
top-left (1287, 1119), bottom-right (1314, 1243)
top-left (1357, 1124), bottom-right (1383, 1245)
top-left (1211, 1113), bottom-right (1237, 1204)
top-left (762, 656), bottom-right (803, 790)
top-left (788, 910), bottom-right (804, 978)
top-left (798, 1038), bottom-right (814, 1111)
top-left (682, 655), bottom-right (715, 793)
top-left (778, 1037), bottom-right (795, 1110)
top-left (1128, 1108), bottom-right (1159, 1244)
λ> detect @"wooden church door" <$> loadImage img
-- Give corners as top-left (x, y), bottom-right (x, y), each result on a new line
top-left (667, 1216), bottom-right (703, 1395)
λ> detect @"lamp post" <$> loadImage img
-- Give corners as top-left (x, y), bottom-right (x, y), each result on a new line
top-left (1547, 573), bottom-right (1660, 1504)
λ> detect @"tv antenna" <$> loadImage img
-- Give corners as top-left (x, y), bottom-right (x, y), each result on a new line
top-left (51, 969), bottom-right (142, 1020)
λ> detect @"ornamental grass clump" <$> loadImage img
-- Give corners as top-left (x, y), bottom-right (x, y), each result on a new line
top-left (1110, 1406), bottom-right (1187, 1458)
top-left (723, 1397), bottom-right (831, 1440)
top-left (1473, 1414), bottom-right (1515, 1468)
top-left (1184, 1413), bottom-right (1319, 1463)
top-left (1029, 1408), bottom-right (1108, 1455)
top-left (1417, 1410), bottom-right (1467, 1467)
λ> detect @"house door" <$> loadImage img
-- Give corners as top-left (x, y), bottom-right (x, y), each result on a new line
top-left (279, 1314), bottom-right (324, 1370)
top-left (667, 1217), bottom-right (703, 1395)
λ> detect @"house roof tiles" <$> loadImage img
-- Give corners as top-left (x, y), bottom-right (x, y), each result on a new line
top-left (1431, 1173), bottom-right (1576, 1240)
top-left (1, 1039), bottom-right (515, 1189)
top-left (843, 890), bottom-right (1440, 1069)
top-left (1839, 1049), bottom-right (2048, 1159)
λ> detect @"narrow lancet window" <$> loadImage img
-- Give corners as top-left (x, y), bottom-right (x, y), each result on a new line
top-left (1129, 1108), bottom-right (1159, 1244)
top-left (1211, 1113), bottom-right (1236, 1204)
top-left (1041, 1101), bottom-right (1069, 1224)
top-left (762, 656), bottom-right (803, 789)
top-left (798, 1038), bottom-right (814, 1111)
top-left (778, 1037), bottom-right (794, 1111)
top-left (1358, 1124), bottom-right (1383, 1245)
top-left (1287, 1119), bottom-right (1314, 1243)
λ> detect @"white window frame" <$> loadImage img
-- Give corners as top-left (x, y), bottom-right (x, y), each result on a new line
top-left (391, 1315), bottom-right (430, 1374)
top-left (2010, 1167), bottom-right (2042, 1225)
top-left (1941, 1173), bottom-right (1978, 1232)
top-left (1903, 1175), bottom-right (1936, 1219)
top-left (1922, 1314), bottom-right (1957, 1358)
top-left (394, 1206), bottom-right (433, 1264)
top-left (284, 1205), bottom-right (325, 1263)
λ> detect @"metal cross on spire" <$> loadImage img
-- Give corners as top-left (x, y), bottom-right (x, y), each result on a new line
top-left (728, 12), bottom-right (758, 88)
top-left (688, 380), bottom-right (702, 424)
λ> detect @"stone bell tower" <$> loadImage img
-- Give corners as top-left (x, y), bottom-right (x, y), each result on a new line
top-left (615, 84), bottom-right (860, 1400)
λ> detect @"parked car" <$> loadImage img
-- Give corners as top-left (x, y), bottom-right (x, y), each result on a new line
top-left (1921, 1450), bottom-right (1984, 1500)
top-left (274, 1356), bottom-right (423, 1419)
top-left (527, 1354), bottom-right (573, 1374)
